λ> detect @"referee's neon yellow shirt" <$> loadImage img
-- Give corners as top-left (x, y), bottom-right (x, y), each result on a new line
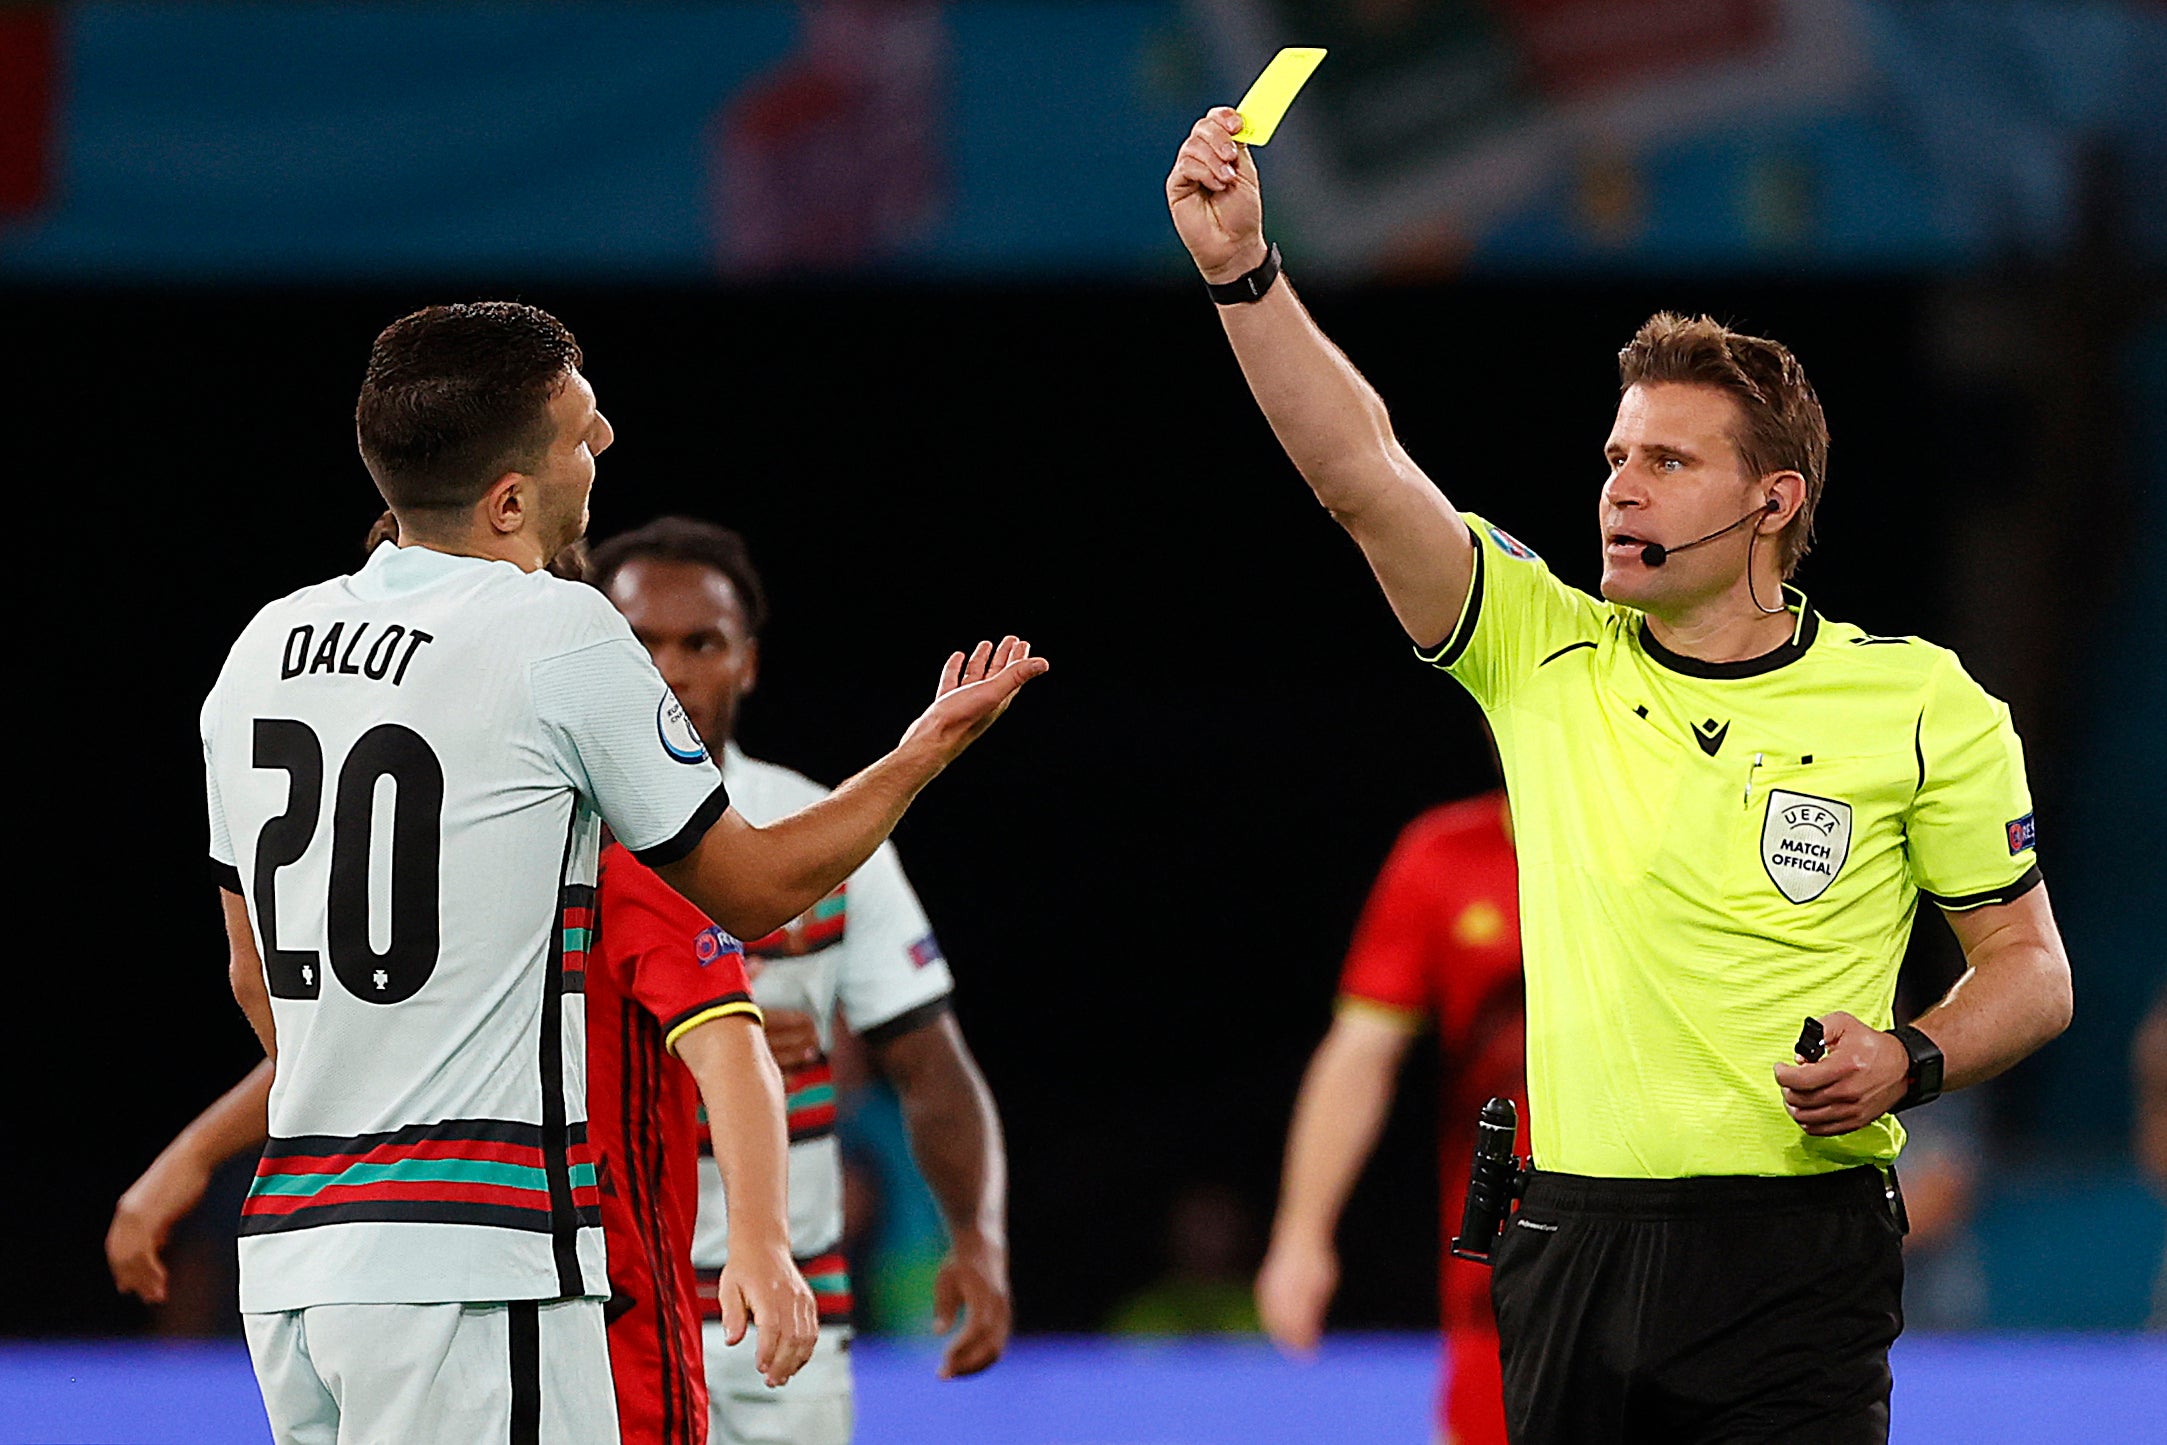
top-left (1422, 516), bottom-right (2041, 1179)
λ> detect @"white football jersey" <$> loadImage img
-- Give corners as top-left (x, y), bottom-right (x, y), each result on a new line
top-left (203, 542), bottom-right (728, 1312)
top-left (691, 746), bottom-right (954, 1289)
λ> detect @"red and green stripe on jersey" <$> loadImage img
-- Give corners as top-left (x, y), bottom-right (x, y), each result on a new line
top-left (561, 883), bottom-right (596, 993)
top-left (241, 1118), bottom-right (602, 1236)
top-left (697, 1250), bottom-right (854, 1327)
top-left (744, 885), bottom-right (847, 958)
top-left (784, 1059), bottom-right (837, 1141)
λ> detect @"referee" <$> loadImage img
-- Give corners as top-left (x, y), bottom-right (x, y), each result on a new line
top-left (1168, 109), bottom-right (2073, 1443)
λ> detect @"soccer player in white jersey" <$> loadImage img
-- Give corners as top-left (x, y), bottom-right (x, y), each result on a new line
top-left (200, 302), bottom-right (1046, 1444)
top-left (591, 518), bottom-right (1012, 1445)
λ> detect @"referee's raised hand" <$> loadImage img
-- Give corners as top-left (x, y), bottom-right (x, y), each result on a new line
top-left (1774, 1012), bottom-right (1912, 1136)
top-left (1167, 107), bottom-right (1267, 284)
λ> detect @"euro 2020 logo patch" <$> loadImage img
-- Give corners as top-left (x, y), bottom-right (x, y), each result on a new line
top-left (1761, 790), bottom-right (1852, 903)
top-left (658, 691), bottom-right (708, 764)
top-left (1489, 525), bottom-right (1539, 562)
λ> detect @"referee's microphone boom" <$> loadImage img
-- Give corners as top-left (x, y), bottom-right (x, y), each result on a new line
top-left (1639, 497), bottom-right (1781, 567)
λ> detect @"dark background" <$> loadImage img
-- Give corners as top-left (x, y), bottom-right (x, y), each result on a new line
top-left (20, 274), bottom-right (2047, 1335)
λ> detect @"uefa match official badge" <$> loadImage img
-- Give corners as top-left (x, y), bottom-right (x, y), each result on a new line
top-left (1761, 790), bottom-right (1853, 903)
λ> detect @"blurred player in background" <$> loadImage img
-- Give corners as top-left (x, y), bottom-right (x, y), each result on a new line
top-left (195, 301), bottom-right (1043, 1443)
top-left (591, 517), bottom-right (1011, 1445)
top-left (117, 520), bottom-right (799, 1445)
top-left (1256, 787), bottom-right (1522, 1445)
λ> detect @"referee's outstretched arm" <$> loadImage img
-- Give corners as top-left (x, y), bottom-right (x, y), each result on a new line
top-left (1167, 108), bottom-right (1474, 653)
top-left (1776, 887), bottom-right (2073, 1135)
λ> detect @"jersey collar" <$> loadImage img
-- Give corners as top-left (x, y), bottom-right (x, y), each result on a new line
top-left (1636, 587), bottom-right (1818, 680)
top-left (349, 538), bottom-right (515, 600)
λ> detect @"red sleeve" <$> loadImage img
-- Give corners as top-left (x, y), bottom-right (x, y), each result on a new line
top-left (599, 845), bottom-right (760, 1051)
top-left (1337, 822), bottom-right (1450, 1022)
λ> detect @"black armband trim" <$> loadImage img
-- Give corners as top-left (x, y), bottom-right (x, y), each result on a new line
top-left (859, 993), bottom-right (955, 1048)
top-left (631, 783), bottom-right (731, 869)
top-left (211, 858), bottom-right (244, 895)
top-left (1924, 863), bottom-right (2043, 913)
top-left (1414, 525), bottom-right (1485, 669)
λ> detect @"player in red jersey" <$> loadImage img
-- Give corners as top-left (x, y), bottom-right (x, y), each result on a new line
top-left (586, 839), bottom-right (799, 1445)
top-left (1256, 790), bottom-right (1524, 1445)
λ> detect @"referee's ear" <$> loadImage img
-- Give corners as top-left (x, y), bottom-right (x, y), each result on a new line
top-left (1756, 471), bottom-right (1806, 534)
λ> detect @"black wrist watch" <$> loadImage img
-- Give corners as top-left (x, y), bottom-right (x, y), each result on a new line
top-left (1206, 241), bottom-right (1282, 305)
top-left (1889, 1024), bottom-right (1944, 1112)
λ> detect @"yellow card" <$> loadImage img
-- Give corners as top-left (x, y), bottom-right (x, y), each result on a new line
top-left (1232, 47), bottom-right (1327, 146)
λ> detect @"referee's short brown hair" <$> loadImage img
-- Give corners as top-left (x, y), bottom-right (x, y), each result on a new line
top-left (1619, 313), bottom-right (1829, 578)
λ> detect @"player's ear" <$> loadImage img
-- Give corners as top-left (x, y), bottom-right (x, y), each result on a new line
top-left (739, 637), bottom-right (760, 697)
top-left (477, 472), bottom-right (527, 537)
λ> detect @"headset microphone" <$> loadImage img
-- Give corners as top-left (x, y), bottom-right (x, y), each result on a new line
top-left (1639, 497), bottom-right (1781, 568)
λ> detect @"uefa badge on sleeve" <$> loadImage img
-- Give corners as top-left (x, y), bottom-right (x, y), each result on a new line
top-left (657, 691), bottom-right (708, 764)
top-left (1761, 790), bottom-right (1853, 903)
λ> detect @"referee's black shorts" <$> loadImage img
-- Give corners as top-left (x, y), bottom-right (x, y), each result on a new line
top-left (1490, 1166), bottom-right (1905, 1445)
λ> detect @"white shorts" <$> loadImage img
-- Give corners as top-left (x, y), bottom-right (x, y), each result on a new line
top-left (704, 1320), bottom-right (855, 1445)
top-left (243, 1298), bottom-right (618, 1445)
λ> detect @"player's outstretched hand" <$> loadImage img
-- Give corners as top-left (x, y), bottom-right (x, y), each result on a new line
top-left (1166, 107), bottom-right (1267, 285)
top-left (899, 637), bottom-right (1049, 765)
top-left (1774, 1011), bottom-right (1912, 1136)
top-left (716, 1243), bottom-right (820, 1388)
top-left (1255, 1233), bottom-right (1338, 1357)
top-left (107, 1148), bottom-right (216, 1303)
top-left (932, 1233), bottom-right (1012, 1379)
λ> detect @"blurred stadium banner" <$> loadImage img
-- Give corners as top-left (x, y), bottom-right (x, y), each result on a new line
top-left (0, 0), bottom-right (2158, 281)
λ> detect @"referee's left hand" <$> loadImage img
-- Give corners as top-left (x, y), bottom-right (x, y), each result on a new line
top-left (1774, 1012), bottom-right (1912, 1135)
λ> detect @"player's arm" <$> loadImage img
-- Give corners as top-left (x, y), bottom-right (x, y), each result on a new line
top-left (672, 1015), bottom-right (819, 1388)
top-left (872, 1010), bottom-right (1011, 1379)
top-left (1167, 107), bottom-right (1473, 648)
top-left (1256, 1006), bottom-right (1418, 1354)
top-left (1777, 888), bottom-right (2072, 1134)
top-left (223, 889), bottom-right (275, 1060)
top-left (659, 638), bottom-right (1046, 940)
top-left (107, 1058), bottom-right (272, 1303)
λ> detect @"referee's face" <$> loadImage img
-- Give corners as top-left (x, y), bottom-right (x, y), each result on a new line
top-left (1599, 382), bottom-right (1767, 613)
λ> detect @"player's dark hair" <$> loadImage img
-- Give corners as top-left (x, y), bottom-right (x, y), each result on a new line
top-left (363, 507), bottom-right (590, 582)
top-left (588, 516), bottom-right (769, 635)
top-left (1618, 313), bottom-right (1829, 578)
top-left (355, 301), bottom-right (584, 516)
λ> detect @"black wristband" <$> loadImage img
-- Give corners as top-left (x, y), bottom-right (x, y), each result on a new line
top-left (1889, 1024), bottom-right (1945, 1112)
top-left (1206, 241), bottom-right (1281, 305)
